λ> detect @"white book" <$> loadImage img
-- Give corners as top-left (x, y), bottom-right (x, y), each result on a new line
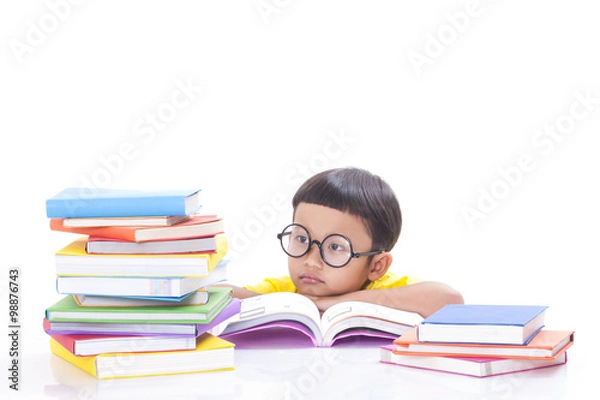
top-left (86, 235), bottom-right (217, 254)
top-left (55, 236), bottom-right (227, 277)
top-left (72, 289), bottom-right (210, 307)
top-left (48, 332), bottom-right (199, 356)
top-left (56, 262), bottom-right (228, 298)
top-left (62, 215), bottom-right (190, 227)
top-left (218, 292), bottom-right (422, 346)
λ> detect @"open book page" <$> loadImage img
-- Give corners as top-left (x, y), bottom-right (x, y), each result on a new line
top-left (218, 321), bottom-right (321, 347)
top-left (218, 292), bottom-right (324, 343)
top-left (320, 301), bottom-right (423, 346)
top-left (214, 294), bottom-right (424, 347)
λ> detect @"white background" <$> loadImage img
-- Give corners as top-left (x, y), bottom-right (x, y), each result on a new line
top-left (0, 1), bottom-right (598, 398)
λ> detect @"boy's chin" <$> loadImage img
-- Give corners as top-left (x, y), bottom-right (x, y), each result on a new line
top-left (295, 285), bottom-right (330, 298)
top-left (296, 286), bottom-right (344, 298)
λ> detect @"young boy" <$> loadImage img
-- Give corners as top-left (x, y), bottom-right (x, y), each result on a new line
top-left (227, 167), bottom-right (463, 318)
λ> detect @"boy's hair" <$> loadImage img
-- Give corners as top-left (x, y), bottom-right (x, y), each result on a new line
top-left (292, 167), bottom-right (402, 252)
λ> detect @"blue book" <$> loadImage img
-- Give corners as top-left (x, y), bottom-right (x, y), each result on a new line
top-left (417, 304), bottom-right (548, 345)
top-left (46, 187), bottom-right (202, 218)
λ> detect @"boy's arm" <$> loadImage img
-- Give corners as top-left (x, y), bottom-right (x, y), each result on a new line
top-left (213, 284), bottom-right (262, 299)
top-left (306, 281), bottom-right (464, 318)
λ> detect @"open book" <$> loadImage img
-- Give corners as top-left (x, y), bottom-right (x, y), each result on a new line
top-left (215, 292), bottom-right (423, 347)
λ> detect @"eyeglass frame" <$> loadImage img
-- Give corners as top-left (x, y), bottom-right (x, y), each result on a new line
top-left (276, 223), bottom-right (384, 268)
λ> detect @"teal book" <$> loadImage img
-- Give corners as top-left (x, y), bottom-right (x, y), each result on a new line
top-left (45, 287), bottom-right (232, 324)
top-left (46, 187), bottom-right (202, 218)
top-left (417, 304), bottom-right (548, 345)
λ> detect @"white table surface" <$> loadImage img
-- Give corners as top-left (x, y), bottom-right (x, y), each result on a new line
top-left (5, 333), bottom-right (588, 400)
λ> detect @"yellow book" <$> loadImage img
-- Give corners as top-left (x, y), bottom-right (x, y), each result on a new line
top-left (50, 333), bottom-right (235, 379)
top-left (55, 234), bottom-right (228, 277)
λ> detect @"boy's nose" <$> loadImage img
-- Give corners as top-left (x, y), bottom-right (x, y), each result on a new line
top-left (303, 245), bottom-right (324, 269)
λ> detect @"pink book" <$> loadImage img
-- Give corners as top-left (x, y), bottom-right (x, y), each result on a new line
top-left (379, 345), bottom-right (567, 378)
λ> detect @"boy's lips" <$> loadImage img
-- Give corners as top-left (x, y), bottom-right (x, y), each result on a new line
top-left (299, 274), bottom-right (324, 284)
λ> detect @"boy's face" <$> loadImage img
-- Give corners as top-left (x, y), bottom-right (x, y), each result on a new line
top-left (288, 202), bottom-right (375, 297)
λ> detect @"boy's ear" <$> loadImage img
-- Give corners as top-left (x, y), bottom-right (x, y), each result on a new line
top-left (367, 252), bottom-right (393, 281)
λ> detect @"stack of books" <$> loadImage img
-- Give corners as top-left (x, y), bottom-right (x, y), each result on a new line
top-left (380, 304), bottom-right (574, 378)
top-left (43, 187), bottom-right (239, 379)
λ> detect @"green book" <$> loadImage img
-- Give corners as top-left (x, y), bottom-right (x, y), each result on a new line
top-left (45, 287), bottom-right (232, 324)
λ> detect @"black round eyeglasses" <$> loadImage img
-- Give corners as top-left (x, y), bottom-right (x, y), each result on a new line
top-left (276, 223), bottom-right (384, 268)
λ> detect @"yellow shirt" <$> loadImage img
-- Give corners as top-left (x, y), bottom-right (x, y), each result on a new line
top-left (243, 271), bottom-right (420, 294)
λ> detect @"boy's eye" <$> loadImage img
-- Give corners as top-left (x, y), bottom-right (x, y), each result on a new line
top-left (294, 234), bottom-right (309, 244)
top-left (327, 241), bottom-right (348, 252)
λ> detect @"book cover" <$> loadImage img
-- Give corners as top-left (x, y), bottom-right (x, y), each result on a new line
top-left (56, 260), bottom-right (228, 298)
top-left (217, 292), bottom-right (422, 347)
top-left (393, 327), bottom-right (574, 359)
top-left (50, 215), bottom-right (224, 242)
top-left (86, 235), bottom-right (218, 255)
top-left (63, 215), bottom-right (191, 227)
top-left (49, 333), bottom-right (235, 379)
top-left (418, 304), bottom-right (548, 345)
top-left (379, 345), bottom-right (568, 378)
top-left (55, 235), bottom-right (227, 277)
top-left (46, 286), bottom-right (233, 324)
top-left (43, 298), bottom-right (242, 336)
top-left (46, 187), bottom-right (202, 218)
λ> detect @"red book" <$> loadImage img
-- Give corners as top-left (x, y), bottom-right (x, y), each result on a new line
top-left (49, 215), bottom-right (224, 242)
top-left (46, 331), bottom-right (198, 356)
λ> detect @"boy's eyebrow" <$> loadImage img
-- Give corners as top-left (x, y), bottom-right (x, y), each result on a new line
top-left (291, 223), bottom-right (346, 240)
top-left (290, 222), bottom-right (317, 237)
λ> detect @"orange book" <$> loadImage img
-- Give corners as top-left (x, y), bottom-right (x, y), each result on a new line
top-left (49, 215), bottom-right (224, 242)
top-left (393, 327), bottom-right (573, 360)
